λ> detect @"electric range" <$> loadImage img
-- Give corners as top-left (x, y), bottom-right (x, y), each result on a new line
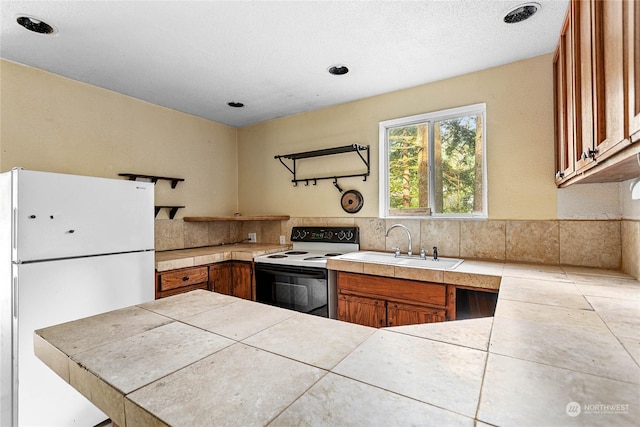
top-left (253, 226), bottom-right (359, 318)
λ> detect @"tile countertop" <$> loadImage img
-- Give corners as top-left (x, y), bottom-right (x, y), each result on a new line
top-left (327, 257), bottom-right (504, 290)
top-left (155, 243), bottom-right (290, 272)
top-left (35, 263), bottom-right (640, 426)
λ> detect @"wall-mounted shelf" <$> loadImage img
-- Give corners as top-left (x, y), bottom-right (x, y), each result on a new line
top-left (120, 172), bottom-right (186, 220)
top-left (119, 173), bottom-right (185, 189)
top-left (184, 215), bottom-right (290, 222)
top-left (155, 206), bottom-right (185, 219)
top-left (274, 144), bottom-right (370, 186)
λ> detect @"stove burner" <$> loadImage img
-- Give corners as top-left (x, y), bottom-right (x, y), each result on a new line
top-left (325, 253), bottom-right (342, 257)
top-left (268, 254), bottom-right (288, 259)
top-left (285, 251), bottom-right (309, 255)
top-left (303, 256), bottom-right (325, 260)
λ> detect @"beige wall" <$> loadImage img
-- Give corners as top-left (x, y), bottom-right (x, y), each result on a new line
top-left (2, 58), bottom-right (637, 278)
top-left (238, 53), bottom-right (557, 220)
top-left (0, 59), bottom-right (238, 218)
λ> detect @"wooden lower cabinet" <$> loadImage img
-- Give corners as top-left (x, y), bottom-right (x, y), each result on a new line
top-left (336, 272), bottom-right (449, 328)
top-left (155, 266), bottom-right (209, 299)
top-left (338, 294), bottom-right (386, 328)
top-left (387, 302), bottom-right (446, 327)
top-left (231, 261), bottom-right (253, 300)
top-left (209, 262), bottom-right (232, 295)
top-left (156, 261), bottom-right (254, 301)
top-left (208, 261), bottom-right (254, 300)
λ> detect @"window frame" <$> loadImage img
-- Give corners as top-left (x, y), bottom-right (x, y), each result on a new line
top-left (379, 103), bottom-right (487, 219)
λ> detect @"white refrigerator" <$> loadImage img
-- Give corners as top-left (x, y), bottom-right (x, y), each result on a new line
top-left (0, 168), bottom-right (156, 426)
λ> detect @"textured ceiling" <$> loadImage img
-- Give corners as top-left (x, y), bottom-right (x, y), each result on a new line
top-left (1, 1), bottom-right (569, 127)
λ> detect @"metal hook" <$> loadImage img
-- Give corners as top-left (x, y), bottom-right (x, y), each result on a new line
top-left (333, 178), bottom-right (343, 193)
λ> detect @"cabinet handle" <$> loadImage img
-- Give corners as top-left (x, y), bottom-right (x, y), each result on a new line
top-left (581, 148), bottom-right (598, 160)
top-left (182, 276), bottom-right (189, 281)
top-left (555, 171), bottom-right (564, 179)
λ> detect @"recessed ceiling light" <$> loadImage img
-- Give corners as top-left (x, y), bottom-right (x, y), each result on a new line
top-left (328, 65), bottom-right (349, 76)
top-left (16, 16), bottom-right (56, 34)
top-left (227, 102), bottom-right (244, 108)
top-left (503, 3), bottom-right (540, 24)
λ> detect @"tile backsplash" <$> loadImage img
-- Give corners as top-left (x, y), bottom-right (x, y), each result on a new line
top-left (155, 217), bottom-right (639, 279)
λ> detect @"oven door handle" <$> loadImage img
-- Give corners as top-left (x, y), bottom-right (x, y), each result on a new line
top-left (255, 265), bottom-right (326, 279)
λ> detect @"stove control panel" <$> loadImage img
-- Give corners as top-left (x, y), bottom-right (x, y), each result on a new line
top-left (291, 226), bottom-right (359, 244)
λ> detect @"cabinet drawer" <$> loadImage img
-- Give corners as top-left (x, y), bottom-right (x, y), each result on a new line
top-left (158, 267), bottom-right (208, 292)
top-left (337, 272), bottom-right (446, 307)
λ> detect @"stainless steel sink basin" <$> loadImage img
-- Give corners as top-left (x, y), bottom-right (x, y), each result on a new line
top-left (337, 251), bottom-right (463, 270)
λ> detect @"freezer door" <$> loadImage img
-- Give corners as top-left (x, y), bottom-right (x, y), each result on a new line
top-left (12, 251), bottom-right (154, 426)
top-left (13, 169), bottom-right (154, 262)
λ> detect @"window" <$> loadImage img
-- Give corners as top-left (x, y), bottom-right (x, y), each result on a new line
top-left (379, 103), bottom-right (486, 218)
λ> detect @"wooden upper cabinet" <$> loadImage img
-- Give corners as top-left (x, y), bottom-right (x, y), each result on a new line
top-left (627, 0), bottom-right (640, 142)
top-left (573, 0), bottom-right (595, 171)
top-left (554, 0), bottom-right (640, 186)
top-left (554, 14), bottom-right (575, 182)
top-left (592, 0), bottom-right (627, 159)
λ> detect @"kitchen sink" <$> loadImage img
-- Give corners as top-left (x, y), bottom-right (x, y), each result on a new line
top-left (337, 251), bottom-right (463, 270)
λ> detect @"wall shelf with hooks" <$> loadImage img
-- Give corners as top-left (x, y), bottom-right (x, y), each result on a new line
top-left (274, 144), bottom-right (370, 187)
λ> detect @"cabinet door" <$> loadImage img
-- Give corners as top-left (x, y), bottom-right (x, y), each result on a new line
top-left (231, 261), bottom-right (253, 300)
top-left (209, 262), bottom-right (231, 295)
top-left (627, 0), bottom-right (640, 142)
top-left (387, 302), bottom-right (446, 327)
top-left (338, 293), bottom-right (386, 328)
top-left (573, 0), bottom-right (596, 171)
top-left (592, 0), bottom-right (627, 159)
top-left (554, 14), bottom-right (576, 182)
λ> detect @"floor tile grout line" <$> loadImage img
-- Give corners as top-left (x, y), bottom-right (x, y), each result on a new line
top-left (474, 317), bottom-right (495, 423)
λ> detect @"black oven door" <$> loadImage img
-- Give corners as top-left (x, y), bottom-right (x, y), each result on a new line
top-left (255, 264), bottom-right (328, 317)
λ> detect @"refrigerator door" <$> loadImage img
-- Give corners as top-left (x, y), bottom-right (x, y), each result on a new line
top-left (14, 251), bottom-right (154, 426)
top-left (13, 169), bottom-right (154, 262)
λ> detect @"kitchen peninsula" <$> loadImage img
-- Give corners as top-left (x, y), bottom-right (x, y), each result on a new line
top-left (35, 262), bottom-right (639, 426)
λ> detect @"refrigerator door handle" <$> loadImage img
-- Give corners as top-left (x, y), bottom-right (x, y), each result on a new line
top-left (13, 275), bottom-right (18, 320)
top-left (12, 208), bottom-right (17, 251)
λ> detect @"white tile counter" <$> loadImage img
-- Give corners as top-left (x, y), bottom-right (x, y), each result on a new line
top-left (34, 263), bottom-right (640, 426)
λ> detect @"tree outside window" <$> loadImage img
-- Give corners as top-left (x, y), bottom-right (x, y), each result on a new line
top-left (380, 104), bottom-right (486, 217)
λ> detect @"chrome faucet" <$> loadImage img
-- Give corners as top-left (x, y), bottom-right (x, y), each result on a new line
top-left (385, 224), bottom-right (412, 257)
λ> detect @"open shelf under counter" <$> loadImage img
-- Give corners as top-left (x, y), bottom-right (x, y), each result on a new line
top-left (183, 215), bottom-right (290, 222)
